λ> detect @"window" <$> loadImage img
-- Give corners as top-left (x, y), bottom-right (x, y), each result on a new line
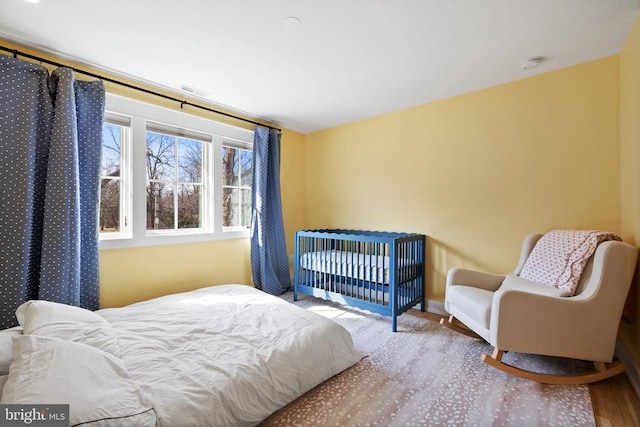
top-left (146, 126), bottom-right (206, 232)
top-left (222, 143), bottom-right (252, 229)
top-left (99, 93), bottom-right (254, 250)
top-left (99, 113), bottom-right (131, 239)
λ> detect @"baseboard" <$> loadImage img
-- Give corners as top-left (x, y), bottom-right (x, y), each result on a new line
top-left (616, 341), bottom-right (640, 399)
top-left (426, 298), bottom-right (447, 316)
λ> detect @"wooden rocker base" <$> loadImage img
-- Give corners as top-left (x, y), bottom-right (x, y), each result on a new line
top-left (481, 348), bottom-right (626, 385)
top-left (439, 315), bottom-right (483, 339)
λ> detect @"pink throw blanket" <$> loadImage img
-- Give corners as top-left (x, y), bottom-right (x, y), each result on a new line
top-left (519, 230), bottom-right (621, 296)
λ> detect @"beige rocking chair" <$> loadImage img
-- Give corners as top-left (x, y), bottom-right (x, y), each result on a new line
top-left (441, 232), bottom-right (638, 384)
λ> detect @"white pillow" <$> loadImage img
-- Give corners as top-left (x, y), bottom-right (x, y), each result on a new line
top-left (16, 300), bottom-right (119, 357)
top-left (0, 327), bottom-right (21, 376)
top-left (1, 335), bottom-right (156, 427)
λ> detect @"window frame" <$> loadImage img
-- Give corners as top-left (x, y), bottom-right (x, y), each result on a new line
top-left (221, 139), bottom-right (253, 232)
top-left (99, 93), bottom-right (254, 251)
top-left (99, 113), bottom-right (132, 241)
top-left (145, 126), bottom-right (207, 234)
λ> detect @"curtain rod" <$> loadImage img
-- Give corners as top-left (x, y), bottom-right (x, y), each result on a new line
top-left (0, 45), bottom-right (281, 132)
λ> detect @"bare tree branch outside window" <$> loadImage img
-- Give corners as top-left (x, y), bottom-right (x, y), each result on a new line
top-left (222, 146), bottom-right (252, 228)
top-left (99, 123), bottom-right (122, 232)
top-left (146, 132), bottom-right (202, 230)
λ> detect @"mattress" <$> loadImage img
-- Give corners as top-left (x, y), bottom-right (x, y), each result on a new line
top-left (299, 250), bottom-right (418, 284)
top-left (0, 285), bottom-right (363, 427)
top-left (99, 285), bottom-right (362, 426)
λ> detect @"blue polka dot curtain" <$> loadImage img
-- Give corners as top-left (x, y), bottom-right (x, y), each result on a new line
top-left (0, 55), bottom-right (104, 329)
top-left (250, 126), bottom-right (291, 295)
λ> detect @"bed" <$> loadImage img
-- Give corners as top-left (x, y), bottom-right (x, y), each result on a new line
top-left (294, 229), bottom-right (426, 332)
top-left (0, 285), bottom-right (363, 426)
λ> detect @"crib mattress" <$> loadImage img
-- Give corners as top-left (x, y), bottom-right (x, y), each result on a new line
top-left (299, 250), bottom-right (416, 284)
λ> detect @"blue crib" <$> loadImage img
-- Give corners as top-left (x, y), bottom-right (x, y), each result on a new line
top-left (293, 229), bottom-right (425, 332)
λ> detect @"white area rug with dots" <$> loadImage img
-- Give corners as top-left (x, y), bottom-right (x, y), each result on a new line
top-left (263, 293), bottom-right (595, 427)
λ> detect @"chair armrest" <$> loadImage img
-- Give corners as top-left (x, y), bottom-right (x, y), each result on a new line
top-left (490, 287), bottom-right (616, 362)
top-left (446, 268), bottom-right (505, 292)
top-left (511, 233), bottom-right (543, 275)
top-left (490, 240), bottom-right (638, 362)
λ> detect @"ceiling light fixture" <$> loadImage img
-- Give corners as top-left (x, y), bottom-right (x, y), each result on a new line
top-left (520, 57), bottom-right (544, 71)
top-left (24, 0), bottom-right (39, 3)
top-left (282, 16), bottom-right (302, 30)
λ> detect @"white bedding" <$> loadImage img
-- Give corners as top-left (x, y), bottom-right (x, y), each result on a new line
top-left (300, 250), bottom-right (392, 284)
top-left (1, 285), bottom-right (363, 427)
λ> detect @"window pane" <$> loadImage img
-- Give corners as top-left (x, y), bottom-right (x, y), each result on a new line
top-left (147, 182), bottom-right (174, 230)
top-left (146, 132), bottom-right (175, 181)
top-left (100, 178), bottom-right (120, 232)
top-left (223, 187), bottom-right (239, 227)
top-left (241, 188), bottom-right (251, 227)
top-left (222, 147), bottom-right (239, 186)
top-left (177, 138), bottom-right (202, 183)
top-left (240, 150), bottom-right (252, 186)
top-left (102, 123), bottom-right (121, 177)
top-left (178, 184), bottom-right (201, 229)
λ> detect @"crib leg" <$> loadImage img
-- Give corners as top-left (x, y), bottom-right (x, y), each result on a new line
top-left (293, 286), bottom-right (298, 301)
top-left (392, 316), bottom-right (397, 332)
top-left (420, 296), bottom-right (425, 312)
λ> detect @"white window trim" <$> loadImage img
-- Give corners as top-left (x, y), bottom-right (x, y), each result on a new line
top-left (99, 93), bottom-right (254, 251)
top-left (146, 126), bottom-right (206, 233)
top-left (100, 112), bottom-right (132, 241)
top-left (222, 138), bottom-right (254, 233)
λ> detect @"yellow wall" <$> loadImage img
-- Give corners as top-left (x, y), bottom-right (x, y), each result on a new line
top-left (620, 16), bottom-right (640, 372)
top-left (100, 239), bottom-right (251, 307)
top-left (305, 57), bottom-right (621, 301)
top-left (280, 129), bottom-right (307, 257)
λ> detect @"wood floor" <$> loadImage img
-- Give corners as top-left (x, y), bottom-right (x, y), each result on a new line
top-left (590, 374), bottom-right (640, 426)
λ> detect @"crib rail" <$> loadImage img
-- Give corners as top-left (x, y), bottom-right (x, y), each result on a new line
top-left (293, 229), bottom-right (425, 331)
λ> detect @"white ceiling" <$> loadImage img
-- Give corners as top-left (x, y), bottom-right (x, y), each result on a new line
top-left (0, 0), bottom-right (638, 134)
